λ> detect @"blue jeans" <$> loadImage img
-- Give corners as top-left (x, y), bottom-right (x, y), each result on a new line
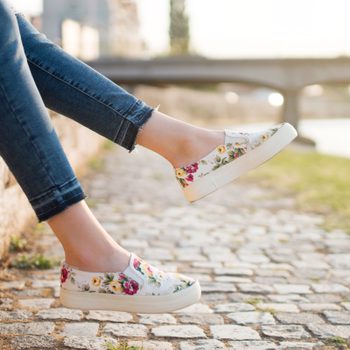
top-left (0, 1), bottom-right (155, 222)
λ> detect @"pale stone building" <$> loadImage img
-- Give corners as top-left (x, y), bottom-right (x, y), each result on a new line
top-left (42, 0), bottom-right (145, 59)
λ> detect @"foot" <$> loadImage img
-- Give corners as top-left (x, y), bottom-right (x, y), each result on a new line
top-left (59, 252), bottom-right (201, 313)
top-left (170, 129), bottom-right (225, 169)
top-left (174, 122), bottom-right (298, 202)
top-left (64, 245), bottom-right (131, 273)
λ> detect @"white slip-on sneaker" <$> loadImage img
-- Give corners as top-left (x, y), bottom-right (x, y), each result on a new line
top-left (59, 253), bottom-right (201, 313)
top-left (174, 122), bottom-right (297, 202)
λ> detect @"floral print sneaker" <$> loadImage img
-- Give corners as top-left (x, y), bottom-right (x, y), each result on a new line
top-left (59, 253), bottom-right (201, 313)
top-left (175, 122), bottom-right (297, 202)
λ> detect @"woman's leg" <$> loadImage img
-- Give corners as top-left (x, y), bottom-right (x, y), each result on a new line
top-left (0, 1), bottom-right (129, 272)
top-left (15, 12), bottom-right (224, 168)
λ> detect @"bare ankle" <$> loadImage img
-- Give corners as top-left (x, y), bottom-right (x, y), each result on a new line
top-left (171, 129), bottom-right (225, 168)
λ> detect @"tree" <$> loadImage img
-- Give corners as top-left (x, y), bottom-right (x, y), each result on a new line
top-left (169, 0), bottom-right (190, 55)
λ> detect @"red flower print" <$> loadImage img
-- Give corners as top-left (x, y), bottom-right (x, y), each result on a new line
top-left (184, 162), bottom-right (198, 174)
top-left (118, 273), bottom-right (127, 281)
top-left (186, 174), bottom-right (194, 182)
top-left (123, 279), bottom-right (139, 295)
top-left (60, 266), bottom-right (68, 284)
top-left (133, 258), bottom-right (140, 269)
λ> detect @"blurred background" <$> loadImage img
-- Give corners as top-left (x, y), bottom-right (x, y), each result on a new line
top-left (9, 0), bottom-right (350, 231)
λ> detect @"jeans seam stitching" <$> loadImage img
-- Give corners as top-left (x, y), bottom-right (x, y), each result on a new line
top-left (26, 56), bottom-right (135, 122)
top-left (0, 74), bottom-right (59, 191)
top-left (29, 177), bottom-right (79, 202)
top-left (36, 192), bottom-right (86, 216)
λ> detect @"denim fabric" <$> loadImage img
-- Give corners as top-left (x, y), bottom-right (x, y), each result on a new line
top-left (0, 0), bottom-right (155, 222)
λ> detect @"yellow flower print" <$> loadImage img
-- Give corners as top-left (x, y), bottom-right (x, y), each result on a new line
top-left (235, 142), bottom-right (241, 148)
top-left (109, 280), bottom-right (123, 293)
top-left (91, 276), bottom-right (101, 287)
top-left (175, 168), bottom-right (186, 178)
top-left (217, 145), bottom-right (226, 153)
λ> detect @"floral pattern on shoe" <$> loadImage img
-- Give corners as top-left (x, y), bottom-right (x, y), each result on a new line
top-left (174, 124), bottom-right (281, 188)
top-left (60, 253), bottom-right (196, 297)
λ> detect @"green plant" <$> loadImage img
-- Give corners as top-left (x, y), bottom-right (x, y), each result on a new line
top-left (106, 340), bottom-right (143, 350)
top-left (245, 297), bottom-right (262, 306)
top-left (10, 254), bottom-right (59, 270)
top-left (246, 149), bottom-right (350, 234)
top-left (325, 336), bottom-right (349, 349)
top-left (88, 157), bottom-right (105, 171)
top-left (9, 235), bottom-right (28, 252)
top-left (103, 140), bottom-right (115, 150)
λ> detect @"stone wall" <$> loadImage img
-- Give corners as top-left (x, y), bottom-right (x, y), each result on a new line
top-left (0, 112), bottom-right (105, 259)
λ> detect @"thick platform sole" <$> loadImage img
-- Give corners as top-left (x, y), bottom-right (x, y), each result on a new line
top-left (60, 280), bottom-right (201, 313)
top-left (183, 123), bottom-right (297, 202)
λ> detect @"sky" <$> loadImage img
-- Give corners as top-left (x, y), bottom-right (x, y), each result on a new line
top-left (10, 0), bottom-right (350, 58)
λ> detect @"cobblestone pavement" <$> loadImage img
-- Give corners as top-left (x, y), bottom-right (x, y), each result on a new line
top-left (1, 145), bottom-right (350, 349)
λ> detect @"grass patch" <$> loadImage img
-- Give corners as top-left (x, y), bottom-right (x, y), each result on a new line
top-left (106, 341), bottom-right (143, 350)
top-left (103, 140), bottom-right (115, 150)
top-left (9, 235), bottom-right (28, 252)
top-left (245, 297), bottom-right (262, 306)
top-left (246, 148), bottom-right (350, 233)
top-left (325, 336), bottom-right (349, 349)
top-left (88, 157), bottom-right (105, 171)
top-left (10, 254), bottom-right (59, 270)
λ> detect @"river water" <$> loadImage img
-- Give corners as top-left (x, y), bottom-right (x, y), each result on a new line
top-left (236, 118), bottom-right (350, 159)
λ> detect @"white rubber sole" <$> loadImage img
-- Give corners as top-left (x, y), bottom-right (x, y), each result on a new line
top-left (183, 123), bottom-right (298, 202)
top-left (60, 281), bottom-right (201, 313)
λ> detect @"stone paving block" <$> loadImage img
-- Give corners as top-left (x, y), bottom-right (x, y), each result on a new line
top-left (17, 298), bottom-right (55, 309)
top-left (9, 335), bottom-right (57, 349)
top-left (210, 325), bottom-right (261, 340)
top-left (307, 324), bottom-right (350, 338)
top-left (0, 298), bottom-right (13, 309)
top-left (323, 311), bottom-right (350, 324)
top-left (152, 325), bottom-right (206, 338)
top-left (214, 276), bottom-right (251, 283)
top-left (275, 312), bottom-right (325, 325)
top-left (36, 307), bottom-right (83, 320)
top-left (214, 303), bottom-right (255, 313)
top-left (104, 323), bottom-right (148, 338)
top-left (342, 302), bottom-right (350, 311)
top-left (214, 268), bottom-right (254, 276)
top-left (178, 313), bottom-right (224, 325)
top-left (273, 284), bottom-right (311, 294)
top-left (298, 303), bottom-right (342, 312)
top-left (257, 303), bottom-right (299, 313)
top-left (306, 293), bottom-right (343, 303)
top-left (227, 311), bottom-right (275, 325)
top-left (200, 282), bottom-right (237, 292)
top-left (138, 313), bottom-right (177, 325)
top-left (227, 340), bottom-right (277, 349)
top-left (63, 336), bottom-right (115, 350)
top-left (268, 294), bottom-right (309, 303)
top-left (277, 341), bottom-right (324, 349)
top-left (0, 310), bottom-right (32, 320)
top-left (0, 322), bottom-right (55, 335)
top-left (61, 322), bottom-right (99, 337)
top-left (327, 253), bottom-right (350, 268)
top-left (180, 339), bottom-right (226, 350)
top-left (261, 325), bottom-right (311, 339)
top-left (129, 340), bottom-right (174, 350)
top-left (31, 280), bottom-right (60, 288)
top-left (237, 283), bottom-right (275, 293)
top-left (312, 283), bottom-right (349, 293)
top-left (0, 280), bottom-right (25, 290)
top-left (175, 303), bottom-right (213, 313)
top-left (85, 310), bottom-right (133, 322)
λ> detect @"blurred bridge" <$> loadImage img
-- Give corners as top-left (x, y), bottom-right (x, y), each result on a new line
top-left (87, 56), bottom-right (350, 130)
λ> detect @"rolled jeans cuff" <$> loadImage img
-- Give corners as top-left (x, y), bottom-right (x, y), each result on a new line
top-left (29, 177), bottom-right (87, 222)
top-left (116, 99), bottom-right (155, 153)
